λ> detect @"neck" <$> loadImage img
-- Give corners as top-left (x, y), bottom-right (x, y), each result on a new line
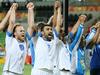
top-left (15, 37), bottom-right (24, 43)
top-left (43, 37), bottom-right (51, 41)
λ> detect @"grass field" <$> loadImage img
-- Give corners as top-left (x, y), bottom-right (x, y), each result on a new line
top-left (0, 64), bottom-right (32, 75)
top-left (0, 64), bottom-right (90, 75)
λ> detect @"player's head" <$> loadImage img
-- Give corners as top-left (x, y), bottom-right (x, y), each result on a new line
top-left (40, 22), bottom-right (53, 41)
top-left (13, 23), bottom-right (25, 42)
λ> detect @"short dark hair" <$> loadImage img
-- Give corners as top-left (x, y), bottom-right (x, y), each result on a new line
top-left (37, 22), bottom-right (52, 31)
top-left (13, 23), bottom-right (22, 37)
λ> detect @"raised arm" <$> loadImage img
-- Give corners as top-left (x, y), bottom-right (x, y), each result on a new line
top-left (27, 2), bottom-right (36, 38)
top-left (7, 3), bottom-right (18, 33)
top-left (91, 22), bottom-right (100, 44)
top-left (5, 3), bottom-right (18, 48)
top-left (0, 5), bottom-right (13, 31)
top-left (67, 15), bottom-right (86, 51)
top-left (52, 1), bottom-right (59, 27)
top-left (71, 15), bottom-right (86, 35)
top-left (86, 22), bottom-right (100, 46)
top-left (26, 2), bottom-right (36, 66)
top-left (48, 1), bottom-right (62, 27)
top-left (69, 24), bottom-right (84, 52)
top-left (55, 5), bottom-right (62, 33)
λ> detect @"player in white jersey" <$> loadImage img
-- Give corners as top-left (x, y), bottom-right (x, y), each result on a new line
top-left (26, 2), bottom-right (63, 75)
top-left (48, 1), bottom-right (87, 74)
top-left (2, 3), bottom-right (30, 75)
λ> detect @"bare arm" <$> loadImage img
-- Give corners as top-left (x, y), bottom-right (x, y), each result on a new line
top-left (27, 2), bottom-right (35, 37)
top-left (51, 0), bottom-right (62, 27)
top-left (0, 6), bottom-right (13, 31)
top-left (52, 1), bottom-right (58, 27)
top-left (55, 7), bottom-right (62, 33)
top-left (71, 15), bottom-right (86, 35)
top-left (92, 23), bottom-right (100, 44)
top-left (7, 3), bottom-right (18, 32)
top-left (52, 9), bottom-right (57, 27)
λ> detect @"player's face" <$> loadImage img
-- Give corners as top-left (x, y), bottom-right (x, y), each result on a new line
top-left (42, 26), bottom-right (53, 41)
top-left (14, 26), bottom-right (25, 42)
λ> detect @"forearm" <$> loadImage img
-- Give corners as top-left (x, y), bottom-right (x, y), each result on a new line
top-left (92, 28), bottom-right (100, 43)
top-left (7, 9), bottom-right (15, 32)
top-left (69, 24), bottom-right (84, 51)
top-left (71, 20), bottom-right (81, 35)
top-left (0, 9), bottom-right (11, 31)
top-left (47, 16), bottom-right (53, 25)
top-left (55, 7), bottom-right (62, 33)
top-left (71, 15), bottom-right (86, 35)
top-left (27, 3), bottom-right (35, 37)
top-left (52, 11), bottom-right (57, 27)
top-left (28, 9), bottom-right (34, 28)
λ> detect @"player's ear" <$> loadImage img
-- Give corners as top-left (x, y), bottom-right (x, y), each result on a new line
top-left (14, 31), bottom-right (17, 37)
top-left (41, 31), bottom-right (44, 36)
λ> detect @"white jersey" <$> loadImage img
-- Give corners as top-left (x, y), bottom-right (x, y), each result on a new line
top-left (59, 43), bottom-right (71, 70)
top-left (33, 37), bottom-right (61, 70)
top-left (3, 33), bottom-right (27, 74)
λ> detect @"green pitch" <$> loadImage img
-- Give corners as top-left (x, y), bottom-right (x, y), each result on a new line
top-left (0, 64), bottom-right (90, 75)
top-left (0, 64), bottom-right (32, 75)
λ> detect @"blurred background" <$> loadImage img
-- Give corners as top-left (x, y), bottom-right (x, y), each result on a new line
top-left (0, 0), bottom-right (100, 75)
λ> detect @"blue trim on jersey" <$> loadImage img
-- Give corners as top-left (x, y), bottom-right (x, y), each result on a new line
top-left (26, 32), bottom-right (36, 41)
top-left (69, 24), bottom-right (83, 52)
top-left (69, 24), bottom-right (83, 62)
top-left (76, 48), bottom-right (85, 75)
top-left (69, 32), bottom-right (74, 41)
top-left (37, 31), bottom-right (42, 37)
top-left (26, 32), bottom-right (31, 41)
top-left (29, 39), bottom-right (35, 67)
top-left (32, 32), bottom-right (36, 37)
top-left (26, 32), bottom-right (35, 66)
top-left (6, 31), bottom-right (12, 37)
top-left (85, 28), bottom-right (96, 45)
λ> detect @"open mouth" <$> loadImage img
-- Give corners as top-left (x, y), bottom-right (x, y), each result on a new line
top-left (21, 34), bottom-right (25, 38)
top-left (48, 33), bottom-right (53, 37)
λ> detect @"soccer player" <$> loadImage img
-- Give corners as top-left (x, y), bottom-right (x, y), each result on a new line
top-left (26, 2), bottom-right (64, 75)
top-left (73, 22), bottom-right (100, 75)
top-left (2, 3), bottom-right (30, 75)
top-left (48, 1), bottom-right (86, 75)
top-left (90, 23), bottom-right (100, 75)
top-left (26, 2), bottom-right (36, 67)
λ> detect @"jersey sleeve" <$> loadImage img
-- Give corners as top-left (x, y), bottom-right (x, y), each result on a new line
top-left (26, 32), bottom-right (35, 66)
top-left (26, 32), bottom-right (36, 41)
top-left (5, 31), bottom-right (13, 48)
top-left (85, 28), bottom-right (96, 46)
top-left (69, 24), bottom-right (84, 52)
top-left (53, 28), bottom-right (59, 40)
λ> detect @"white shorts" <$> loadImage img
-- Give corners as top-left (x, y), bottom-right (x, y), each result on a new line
top-left (60, 70), bottom-right (71, 75)
top-left (2, 71), bottom-right (22, 75)
top-left (31, 68), bottom-right (53, 75)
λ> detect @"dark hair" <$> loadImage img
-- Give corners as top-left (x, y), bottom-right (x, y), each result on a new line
top-left (13, 23), bottom-right (22, 37)
top-left (37, 22), bottom-right (52, 31)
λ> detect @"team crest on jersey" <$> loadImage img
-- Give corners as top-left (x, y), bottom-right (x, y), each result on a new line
top-left (19, 44), bottom-right (24, 51)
